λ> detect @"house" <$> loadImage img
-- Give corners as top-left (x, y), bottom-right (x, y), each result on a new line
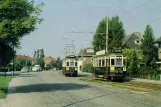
top-left (77, 47), bottom-right (95, 72)
top-left (16, 55), bottom-right (36, 65)
top-left (44, 56), bottom-right (57, 67)
top-left (122, 32), bottom-right (142, 49)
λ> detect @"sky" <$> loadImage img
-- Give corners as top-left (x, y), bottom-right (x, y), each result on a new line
top-left (17, 0), bottom-right (161, 59)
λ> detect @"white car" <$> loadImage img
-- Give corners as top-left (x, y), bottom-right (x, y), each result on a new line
top-left (32, 67), bottom-right (39, 71)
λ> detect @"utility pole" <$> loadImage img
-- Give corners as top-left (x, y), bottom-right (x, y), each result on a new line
top-left (105, 16), bottom-right (109, 79)
top-left (106, 16), bottom-right (108, 55)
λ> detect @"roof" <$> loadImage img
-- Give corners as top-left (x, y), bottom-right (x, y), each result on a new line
top-left (16, 55), bottom-right (32, 61)
top-left (44, 56), bottom-right (57, 63)
top-left (78, 48), bottom-right (95, 56)
top-left (122, 32), bottom-right (142, 47)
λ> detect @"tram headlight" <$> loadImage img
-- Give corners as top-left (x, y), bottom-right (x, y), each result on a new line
top-left (75, 68), bottom-right (78, 70)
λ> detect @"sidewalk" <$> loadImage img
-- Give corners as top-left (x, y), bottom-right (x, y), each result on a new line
top-left (79, 72), bottom-right (161, 85)
top-left (131, 78), bottom-right (161, 85)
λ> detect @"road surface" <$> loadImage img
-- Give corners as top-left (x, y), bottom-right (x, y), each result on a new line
top-left (2, 71), bottom-right (161, 107)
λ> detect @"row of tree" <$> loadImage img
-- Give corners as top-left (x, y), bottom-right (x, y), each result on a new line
top-left (0, 0), bottom-right (44, 74)
top-left (92, 15), bottom-right (160, 80)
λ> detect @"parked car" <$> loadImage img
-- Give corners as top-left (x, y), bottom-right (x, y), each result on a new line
top-left (32, 67), bottom-right (39, 72)
top-left (35, 65), bottom-right (42, 71)
top-left (21, 66), bottom-right (29, 72)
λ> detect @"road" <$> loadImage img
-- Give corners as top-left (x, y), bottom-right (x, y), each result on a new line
top-left (2, 71), bottom-right (161, 107)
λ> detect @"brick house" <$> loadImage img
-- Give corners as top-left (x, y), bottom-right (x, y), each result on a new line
top-left (44, 56), bottom-right (57, 67)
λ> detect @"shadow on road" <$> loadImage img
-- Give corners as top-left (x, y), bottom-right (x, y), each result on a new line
top-left (15, 73), bottom-right (36, 77)
top-left (9, 83), bottom-right (89, 94)
top-left (77, 74), bottom-right (89, 78)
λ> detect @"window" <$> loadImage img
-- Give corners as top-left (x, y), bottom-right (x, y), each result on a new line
top-left (67, 62), bottom-right (69, 66)
top-left (123, 59), bottom-right (126, 66)
top-left (70, 62), bottom-right (74, 66)
top-left (102, 60), bottom-right (105, 66)
top-left (75, 62), bottom-right (77, 66)
top-left (116, 58), bottom-right (122, 66)
top-left (111, 59), bottom-right (115, 65)
top-left (99, 60), bottom-right (101, 66)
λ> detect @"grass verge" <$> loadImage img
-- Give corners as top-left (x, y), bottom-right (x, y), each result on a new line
top-left (0, 76), bottom-right (11, 99)
top-left (80, 78), bottom-right (161, 93)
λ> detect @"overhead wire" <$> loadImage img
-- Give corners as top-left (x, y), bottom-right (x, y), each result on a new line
top-left (124, 0), bottom-right (155, 15)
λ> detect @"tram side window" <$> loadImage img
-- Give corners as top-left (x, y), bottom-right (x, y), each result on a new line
top-left (116, 58), bottom-right (122, 66)
top-left (123, 59), bottom-right (126, 66)
top-left (67, 62), bottom-right (69, 66)
top-left (111, 59), bottom-right (115, 65)
top-left (99, 60), bottom-right (101, 66)
top-left (75, 62), bottom-right (77, 66)
top-left (102, 60), bottom-right (105, 66)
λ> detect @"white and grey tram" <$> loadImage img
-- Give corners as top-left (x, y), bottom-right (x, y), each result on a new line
top-left (62, 55), bottom-right (78, 77)
top-left (92, 50), bottom-right (126, 81)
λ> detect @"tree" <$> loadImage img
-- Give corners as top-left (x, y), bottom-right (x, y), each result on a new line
top-left (50, 60), bottom-right (57, 69)
top-left (36, 49), bottom-right (40, 58)
top-left (122, 48), bottom-right (143, 67)
top-left (34, 51), bottom-right (37, 58)
top-left (92, 17), bottom-right (106, 52)
top-left (35, 58), bottom-right (45, 70)
top-left (92, 15), bottom-right (125, 52)
top-left (150, 57), bottom-right (157, 71)
top-left (108, 16), bottom-right (125, 50)
top-left (0, 0), bottom-right (44, 48)
top-left (128, 50), bottom-right (138, 75)
top-left (39, 49), bottom-right (45, 58)
top-left (141, 25), bottom-right (155, 66)
top-left (57, 60), bottom-right (62, 70)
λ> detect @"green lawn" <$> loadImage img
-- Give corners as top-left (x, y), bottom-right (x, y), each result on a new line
top-left (0, 76), bottom-right (11, 99)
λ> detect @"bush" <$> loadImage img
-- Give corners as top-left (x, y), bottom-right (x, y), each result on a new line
top-left (83, 64), bottom-right (93, 73)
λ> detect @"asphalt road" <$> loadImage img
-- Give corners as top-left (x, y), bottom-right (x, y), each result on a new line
top-left (2, 71), bottom-right (161, 107)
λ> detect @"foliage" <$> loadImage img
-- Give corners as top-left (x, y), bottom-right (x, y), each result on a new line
top-left (35, 58), bottom-right (45, 69)
top-left (92, 17), bottom-right (106, 52)
top-left (45, 64), bottom-right (51, 70)
top-left (57, 59), bottom-right (62, 70)
top-left (34, 49), bottom-right (45, 59)
top-left (92, 15), bottom-right (125, 52)
top-left (39, 49), bottom-right (45, 58)
top-left (0, 76), bottom-right (11, 98)
top-left (108, 15), bottom-right (125, 50)
top-left (122, 48), bottom-right (143, 67)
top-left (50, 60), bottom-right (57, 68)
top-left (83, 64), bottom-right (93, 73)
top-left (14, 58), bottom-right (32, 71)
top-left (0, 0), bottom-right (44, 47)
top-left (128, 50), bottom-right (138, 75)
top-left (141, 25), bottom-right (155, 66)
top-left (34, 51), bottom-right (36, 58)
top-left (150, 57), bottom-right (157, 71)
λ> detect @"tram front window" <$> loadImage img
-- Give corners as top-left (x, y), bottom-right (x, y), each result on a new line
top-left (116, 58), bottom-right (122, 66)
top-left (70, 62), bottom-right (75, 67)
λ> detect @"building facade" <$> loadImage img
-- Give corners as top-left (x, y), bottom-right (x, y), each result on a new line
top-left (77, 47), bottom-right (95, 72)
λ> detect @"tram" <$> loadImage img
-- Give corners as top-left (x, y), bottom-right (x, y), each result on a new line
top-left (92, 49), bottom-right (126, 81)
top-left (62, 55), bottom-right (78, 77)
